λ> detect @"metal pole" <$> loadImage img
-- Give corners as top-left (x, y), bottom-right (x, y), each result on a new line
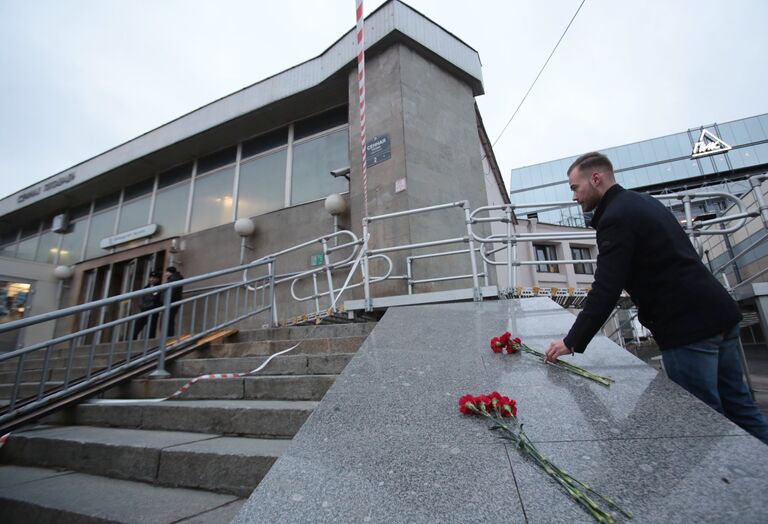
top-left (464, 207), bottom-right (482, 301)
top-left (149, 287), bottom-right (172, 379)
top-left (322, 238), bottom-right (336, 312)
top-left (506, 207), bottom-right (513, 293)
top-left (750, 176), bottom-right (768, 228)
top-left (362, 220), bottom-right (372, 311)
top-left (682, 194), bottom-right (696, 247)
top-left (269, 262), bottom-right (278, 327)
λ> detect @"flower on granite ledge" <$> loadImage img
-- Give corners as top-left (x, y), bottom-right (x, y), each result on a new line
top-left (490, 331), bottom-right (519, 353)
top-left (458, 391), bottom-right (630, 523)
top-left (488, 332), bottom-right (614, 387)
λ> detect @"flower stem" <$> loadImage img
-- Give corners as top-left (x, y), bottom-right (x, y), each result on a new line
top-left (520, 344), bottom-right (614, 387)
top-left (475, 410), bottom-right (631, 522)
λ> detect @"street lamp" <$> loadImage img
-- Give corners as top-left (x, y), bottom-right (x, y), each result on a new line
top-left (234, 218), bottom-right (255, 264)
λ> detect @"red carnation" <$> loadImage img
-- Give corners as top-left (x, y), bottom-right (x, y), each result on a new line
top-left (513, 337), bottom-right (521, 344)
top-left (459, 394), bottom-right (477, 415)
top-left (490, 337), bottom-right (503, 353)
top-left (499, 332), bottom-right (512, 343)
top-left (500, 399), bottom-right (517, 417)
top-left (475, 394), bottom-right (491, 412)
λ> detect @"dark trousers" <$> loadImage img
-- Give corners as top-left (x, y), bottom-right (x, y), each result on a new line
top-left (133, 311), bottom-right (159, 340)
top-left (167, 306), bottom-right (180, 337)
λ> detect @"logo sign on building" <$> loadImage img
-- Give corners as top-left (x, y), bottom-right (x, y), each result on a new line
top-left (16, 172), bottom-right (76, 204)
top-left (365, 134), bottom-right (391, 168)
top-left (100, 224), bottom-right (158, 249)
top-left (691, 129), bottom-right (732, 158)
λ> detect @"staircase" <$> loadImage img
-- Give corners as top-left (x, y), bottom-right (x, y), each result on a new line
top-left (0, 321), bottom-right (375, 523)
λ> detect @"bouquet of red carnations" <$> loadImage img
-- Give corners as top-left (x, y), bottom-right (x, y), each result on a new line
top-left (491, 332), bottom-right (614, 387)
top-left (459, 392), bottom-right (631, 523)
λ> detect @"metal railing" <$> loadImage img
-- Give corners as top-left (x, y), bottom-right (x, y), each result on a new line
top-left (0, 257), bottom-right (275, 425)
top-left (3, 179), bottom-right (768, 427)
top-left (360, 201), bottom-right (483, 309)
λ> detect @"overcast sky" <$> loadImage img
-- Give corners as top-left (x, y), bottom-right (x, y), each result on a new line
top-left (1, 0), bottom-right (767, 201)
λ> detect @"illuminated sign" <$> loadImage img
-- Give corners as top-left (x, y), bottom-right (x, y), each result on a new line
top-left (691, 129), bottom-right (731, 158)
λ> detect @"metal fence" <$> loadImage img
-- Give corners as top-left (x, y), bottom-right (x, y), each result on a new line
top-left (0, 258), bottom-right (275, 426)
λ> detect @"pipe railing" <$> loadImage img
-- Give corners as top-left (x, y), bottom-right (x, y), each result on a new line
top-left (4, 180), bottom-right (768, 427)
top-left (0, 257), bottom-right (276, 424)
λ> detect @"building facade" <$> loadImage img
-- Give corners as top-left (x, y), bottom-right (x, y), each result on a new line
top-left (0, 1), bottom-right (512, 350)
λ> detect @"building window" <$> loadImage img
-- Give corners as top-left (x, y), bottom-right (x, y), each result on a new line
top-left (190, 166), bottom-right (235, 232)
top-left (118, 180), bottom-right (153, 234)
top-left (534, 244), bottom-right (559, 273)
top-left (84, 208), bottom-right (118, 259)
top-left (58, 218), bottom-right (87, 265)
top-left (237, 148), bottom-right (287, 219)
top-left (571, 246), bottom-right (594, 275)
top-left (154, 180), bottom-right (190, 238)
top-left (291, 127), bottom-right (349, 205)
top-left (15, 223), bottom-right (41, 261)
top-left (35, 220), bottom-right (60, 264)
top-left (0, 231), bottom-right (17, 258)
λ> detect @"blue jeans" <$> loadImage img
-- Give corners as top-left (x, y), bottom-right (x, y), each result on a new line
top-left (662, 324), bottom-right (768, 445)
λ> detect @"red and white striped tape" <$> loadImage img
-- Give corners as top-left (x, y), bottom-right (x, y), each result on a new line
top-left (355, 0), bottom-right (369, 220)
top-left (87, 341), bottom-right (302, 404)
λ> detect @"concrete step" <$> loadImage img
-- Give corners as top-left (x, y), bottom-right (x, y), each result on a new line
top-left (0, 425), bottom-right (289, 497)
top-left (0, 465), bottom-right (244, 523)
top-left (201, 335), bottom-right (366, 358)
top-left (45, 399), bottom-right (317, 438)
top-left (230, 321), bottom-right (375, 342)
top-left (170, 353), bottom-right (353, 376)
top-left (102, 374), bottom-right (337, 401)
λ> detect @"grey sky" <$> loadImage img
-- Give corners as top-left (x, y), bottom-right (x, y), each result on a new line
top-left (1, 0), bottom-right (767, 201)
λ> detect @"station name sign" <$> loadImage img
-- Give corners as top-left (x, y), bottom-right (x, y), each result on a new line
top-left (691, 129), bottom-right (731, 159)
top-left (366, 134), bottom-right (391, 168)
top-left (17, 172), bottom-right (76, 204)
top-left (100, 224), bottom-right (158, 249)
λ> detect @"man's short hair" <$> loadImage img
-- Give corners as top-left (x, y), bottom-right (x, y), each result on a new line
top-left (166, 266), bottom-right (177, 274)
top-left (567, 152), bottom-right (614, 177)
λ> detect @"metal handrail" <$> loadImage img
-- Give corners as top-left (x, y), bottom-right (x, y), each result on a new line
top-left (289, 253), bottom-right (393, 303)
top-left (0, 257), bottom-right (276, 421)
top-left (360, 201), bottom-right (482, 309)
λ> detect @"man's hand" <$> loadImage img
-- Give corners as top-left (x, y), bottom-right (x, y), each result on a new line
top-left (545, 340), bottom-right (571, 363)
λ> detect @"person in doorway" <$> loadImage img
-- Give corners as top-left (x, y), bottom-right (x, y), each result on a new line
top-left (545, 151), bottom-right (768, 445)
top-left (165, 266), bottom-right (184, 337)
top-left (133, 270), bottom-right (162, 339)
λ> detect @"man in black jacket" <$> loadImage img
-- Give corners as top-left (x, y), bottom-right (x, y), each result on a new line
top-left (133, 270), bottom-right (162, 339)
top-left (164, 266), bottom-right (184, 337)
top-left (545, 151), bottom-right (768, 444)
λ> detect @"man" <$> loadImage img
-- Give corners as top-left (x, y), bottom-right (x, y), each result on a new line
top-left (165, 266), bottom-right (184, 336)
top-left (545, 151), bottom-right (768, 444)
top-left (133, 270), bottom-right (162, 339)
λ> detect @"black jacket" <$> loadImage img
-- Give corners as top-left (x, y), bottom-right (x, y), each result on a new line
top-left (564, 185), bottom-right (741, 352)
top-left (138, 283), bottom-right (162, 311)
top-left (167, 271), bottom-right (184, 302)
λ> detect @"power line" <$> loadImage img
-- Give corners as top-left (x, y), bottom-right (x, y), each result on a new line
top-left (491, 0), bottom-right (587, 149)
